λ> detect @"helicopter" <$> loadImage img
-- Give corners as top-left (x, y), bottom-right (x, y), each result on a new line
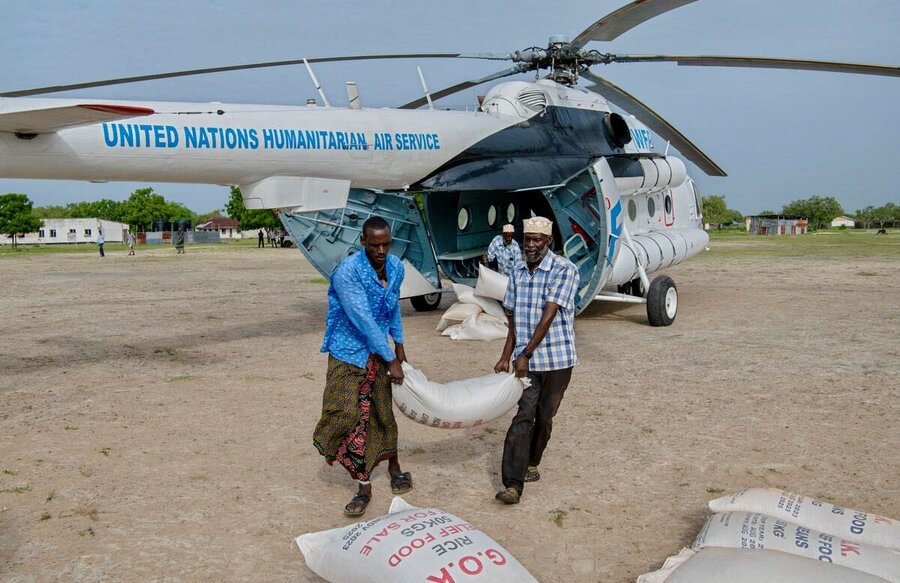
top-left (1, 0), bottom-right (897, 325)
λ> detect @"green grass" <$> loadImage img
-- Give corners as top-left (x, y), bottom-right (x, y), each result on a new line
top-left (703, 228), bottom-right (900, 259)
top-left (700, 229), bottom-right (900, 258)
top-left (0, 242), bottom-right (128, 256)
top-left (0, 236), bottom-right (269, 257)
top-left (549, 509), bottom-right (568, 527)
top-left (166, 374), bottom-right (198, 383)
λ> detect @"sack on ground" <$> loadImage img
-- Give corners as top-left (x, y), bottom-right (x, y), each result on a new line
top-left (440, 324), bottom-right (460, 337)
top-left (474, 265), bottom-right (509, 301)
top-left (709, 489), bottom-right (900, 551)
top-left (693, 512), bottom-right (900, 583)
top-left (435, 317), bottom-right (453, 332)
top-left (477, 313), bottom-right (506, 326)
top-left (637, 547), bottom-right (888, 583)
top-left (448, 315), bottom-right (508, 341)
top-left (452, 283), bottom-right (507, 320)
top-left (393, 362), bottom-right (527, 428)
top-left (441, 301), bottom-right (483, 322)
top-left (295, 496), bottom-right (538, 583)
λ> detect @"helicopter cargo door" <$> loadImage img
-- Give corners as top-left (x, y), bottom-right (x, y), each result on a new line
top-left (544, 157), bottom-right (622, 313)
top-left (279, 189), bottom-right (440, 298)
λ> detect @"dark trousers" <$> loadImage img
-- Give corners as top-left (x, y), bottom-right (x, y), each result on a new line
top-left (501, 366), bottom-right (573, 495)
top-left (98, 243), bottom-right (104, 257)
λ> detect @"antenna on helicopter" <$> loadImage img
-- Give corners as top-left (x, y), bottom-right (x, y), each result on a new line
top-left (303, 58), bottom-right (331, 107)
top-left (345, 81), bottom-right (361, 109)
top-left (416, 66), bottom-right (434, 110)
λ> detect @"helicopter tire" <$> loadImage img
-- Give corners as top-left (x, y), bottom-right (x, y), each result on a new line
top-left (647, 275), bottom-right (677, 327)
top-left (410, 278), bottom-right (442, 312)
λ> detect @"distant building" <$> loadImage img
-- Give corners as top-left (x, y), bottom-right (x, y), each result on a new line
top-left (746, 215), bottom-right (808, 236)
top-left (196, 217), bottom-right (240, 239)
top-left (831, 216), bottom-right (856, 228)
top-left (13, 218), bottom-right (129, 245)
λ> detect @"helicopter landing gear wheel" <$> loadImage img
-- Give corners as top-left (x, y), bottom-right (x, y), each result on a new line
top-left (410, 278), bottom-right (442, 312)
top-left (647, 275), bottom-right (677, 327)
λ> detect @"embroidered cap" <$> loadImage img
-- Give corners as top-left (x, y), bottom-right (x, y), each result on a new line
top-left (522, 216), bottom-right (553, 236)
top-left (502, 223), bottom-right (515, 233)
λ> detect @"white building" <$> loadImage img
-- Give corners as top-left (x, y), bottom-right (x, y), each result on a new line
top-left (196, 217), bottom-right (241, 239)
top-left (13, 218), bottom-right (129, 245)
top-left (831, 216), bottom-right (856, 228)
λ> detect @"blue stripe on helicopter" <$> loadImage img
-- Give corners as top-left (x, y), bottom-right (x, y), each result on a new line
top-left (607, 199), bottom-right (622, 266)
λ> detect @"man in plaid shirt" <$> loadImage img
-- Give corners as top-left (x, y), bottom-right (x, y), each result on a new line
top-left (494, 216), bottom-right (579, 504)
top-left (484, 223), bottom-right (521, 277)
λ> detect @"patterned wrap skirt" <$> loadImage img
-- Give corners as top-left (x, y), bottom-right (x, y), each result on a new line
top-left (313, 353), bottom-right (398, 481)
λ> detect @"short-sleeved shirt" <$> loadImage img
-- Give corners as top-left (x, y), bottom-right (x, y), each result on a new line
top-left (321, 250), bottom-right (404, 368)
top-left (502, 249), bottom-right (579, 371)
top-left (487, 235), bottom-right (521, 278)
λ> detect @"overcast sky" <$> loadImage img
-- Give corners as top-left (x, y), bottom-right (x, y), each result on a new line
top-left (1, 0), bottom-right (898, 214)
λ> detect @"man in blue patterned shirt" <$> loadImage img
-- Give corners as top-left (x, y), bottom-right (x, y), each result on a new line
top-left (493, 216), bottom-right (579, 504)
top-left (313, 216), bottom-right (413, 517)
top-left (484, 223), bottom-right (521, 277)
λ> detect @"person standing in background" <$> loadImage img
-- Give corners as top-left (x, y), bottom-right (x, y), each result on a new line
top-left (174, 226), bottom-right (185, 254)
top-left (484, 223), bottom-right (521, 277)
top-left (127, 232), bottom-right (136, 256)
top-left (97, 230), bottom-right (105, 257)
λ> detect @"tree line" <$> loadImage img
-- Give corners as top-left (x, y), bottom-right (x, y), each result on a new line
top-left (31, 185), bottom-right (283, 232)
top-left (1, 186), bottom-right (283, 248)
top-left (703, 194), bottom-right (898, 230)
top-left (30, 187), bottom-right (198, 232)
top-left (3, 186), bottom-right (895, 250)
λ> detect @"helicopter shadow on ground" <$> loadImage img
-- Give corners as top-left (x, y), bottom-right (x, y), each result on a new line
top-left (4, 310), bottom-right (324, 378)
top-left (576, 298), bottom-right (648, 325)
top-left (312, 423), bottom-right (510, 496)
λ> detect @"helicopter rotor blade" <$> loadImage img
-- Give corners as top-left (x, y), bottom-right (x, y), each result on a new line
top-left (571, 0), bottom-right (698, 49)
top-left (581, 69), bottom-right (726, 177)
top-left (0, 52), bottom-right (514, 98)
top-left (607, 54), bottom-right (900, 77)
top-left (398, 65), bottom-right (527, 109)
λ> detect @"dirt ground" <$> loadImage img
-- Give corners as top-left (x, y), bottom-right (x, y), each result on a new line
top-left (1, 237), bottom-right (898, 582)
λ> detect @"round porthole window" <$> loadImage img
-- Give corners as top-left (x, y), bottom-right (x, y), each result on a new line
top-left (506, 203), bottom-right (516, 223)
top-left (457, 207), bottom-right (471, 231)
top-left (647, 197), bottom-right (656, 217)
top-left (487, 204), bottom-right (498, 227)
top-left (628, 199), bottom-right (637, 221)
top-left (665, 194), bottom-right (672, 215)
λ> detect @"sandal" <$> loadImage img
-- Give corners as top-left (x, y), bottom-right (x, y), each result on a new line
top-left (344, 492), bottom-right (371, 517)
top-left (495, 487), bottom-right (520, 505)
top-left (524, 466), bottom-right (540, 483)
top-left (390, 471), bottom-right (414, 495)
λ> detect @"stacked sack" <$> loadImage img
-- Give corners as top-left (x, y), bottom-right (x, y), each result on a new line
top-left (295, 496), bottom-right (538, 582)
top-left (435, 266), bottom-right (510, 341)
top-left (639, 488), bottom-right (900, 582)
